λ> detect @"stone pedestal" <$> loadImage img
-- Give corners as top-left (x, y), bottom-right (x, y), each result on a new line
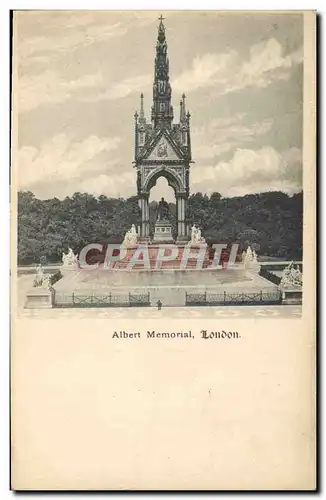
top-left (280, 287), bottom-right (302, 305)
top-left (61, 263), bottom-right (79, 274)
top-left (176, 234), bottom-right (190, 244)
top-left (25, 287), bottom-right (54, 309)
top-left (245, 262), bottom-right (261, 274)
top-left (153, 220), bottom-right (174, 243)
top-left (137, 236), bottom-right (151, 245)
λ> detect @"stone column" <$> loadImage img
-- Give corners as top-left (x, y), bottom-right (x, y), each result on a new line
top-left (138, 193), bottom-right (150, 239)
top-left (144, 195), bottom-right (149, 236)
top-left (175, 196), bottom-right (179, 239)
top-left (139, 196), bottom-right (146, 237)
top-left (176, 197), bottom-right (182, 238)
top-left (176, 195), bottom-right (188, 241)
top-left (180, 197), bottom-right (185, 237)
top-left (184, 196), bottom-right (189, 237)
top-left (138, 197), bottom-right (143, 236)
top-left (140, 195), bottom-right (149, 237)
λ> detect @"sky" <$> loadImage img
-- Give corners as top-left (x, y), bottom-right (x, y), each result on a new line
top-left (14, 10), bottom-right (303, 202)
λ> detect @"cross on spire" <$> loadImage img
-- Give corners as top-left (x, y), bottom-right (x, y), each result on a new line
top-left (152, 13), bottom-right (172, 128)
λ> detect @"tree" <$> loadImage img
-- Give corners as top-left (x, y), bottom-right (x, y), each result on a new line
top-left (210, 192), bottom-right (222, 207)
top-left (17, 190), bottom-right (303, 264)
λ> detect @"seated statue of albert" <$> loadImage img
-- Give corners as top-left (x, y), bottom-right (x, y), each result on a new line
top-left (157, 197), bottom-right (170, 221)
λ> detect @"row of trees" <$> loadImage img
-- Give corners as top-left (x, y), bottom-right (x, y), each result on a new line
top-left (17, 190), bottom-right (303, 265)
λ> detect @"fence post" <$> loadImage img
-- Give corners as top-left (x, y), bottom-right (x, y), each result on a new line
top-left (72, 292), bottom-right (74, 305)
top-left (129, 292), bottom-right (131, 307)
top-left (260, 290), bottom-right (263, 302)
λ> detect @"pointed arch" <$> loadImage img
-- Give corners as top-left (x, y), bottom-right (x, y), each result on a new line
top-left (144, 165), bottom-right (184, 194)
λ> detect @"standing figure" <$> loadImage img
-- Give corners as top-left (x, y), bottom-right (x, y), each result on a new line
top-left (33, 264), bottom-right (45, 287)
top-left (62, 248), bottom-right (78, 266)
top-left (157, 197), bottom-right (170, 221)
top-left (191, 225), bottom-right (197, 244)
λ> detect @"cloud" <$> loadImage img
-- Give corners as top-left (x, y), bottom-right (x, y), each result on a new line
top-left (192, 114), bottom-right (273, 161)
top-left (17, 134), bottom-right (121, 190)
top-left (17, 67), bottom-right (152, 112)
top-left (173, 37), bottom-right (302, 95)
top-left (173, 51), bottom-right (238, 93)
top-left (17, 18), bottom-right (128, 62)
top-left (16, 11), bottom-right (161, 67)
top-left (191, 146), bottom-right (302, 197)
top-left (83, 73), bottom-right (152, 102)
top-left (77, 171), bottom-right (135, 198)
top-left (232, 38), bottom-right (303, 92)
top-left (17, 70), bottom-right (104, 113)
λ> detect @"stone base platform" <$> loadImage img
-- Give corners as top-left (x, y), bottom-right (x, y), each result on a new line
top-left (52, 265), bottom-right (278, 307)
top-left (280, 287), bottom-right (302, 305)
top-left (25, 287), bottom-right (54, 308)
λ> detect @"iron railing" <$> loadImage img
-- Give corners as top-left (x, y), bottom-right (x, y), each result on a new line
top-left (54, 292), bottom-right (150, 308)
top-left (185, 290), bottom-right (281, 306)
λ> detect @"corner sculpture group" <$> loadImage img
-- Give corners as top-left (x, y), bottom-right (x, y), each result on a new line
top-left (32, 248), bottom-right (79, 290)
top-left (280, 261), bottom-right (302, 288)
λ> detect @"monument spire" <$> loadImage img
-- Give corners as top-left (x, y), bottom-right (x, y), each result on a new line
top-left (139, 92), bottom-right (146, 124)
top-left (133, 18), bottom-right (192, 243)
top-left (151, 15), bottom-right (173, 128)
top-left (180, 93), bottom-right (186, 123)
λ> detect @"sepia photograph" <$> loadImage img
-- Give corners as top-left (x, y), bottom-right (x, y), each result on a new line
top-left (10, 9), bottom-right (316, 491)
top-left (14, 11), bottom-right (306, 318)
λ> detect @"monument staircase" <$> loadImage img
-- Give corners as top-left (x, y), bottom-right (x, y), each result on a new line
top-left (110, 244), bottom-right (212, 270)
